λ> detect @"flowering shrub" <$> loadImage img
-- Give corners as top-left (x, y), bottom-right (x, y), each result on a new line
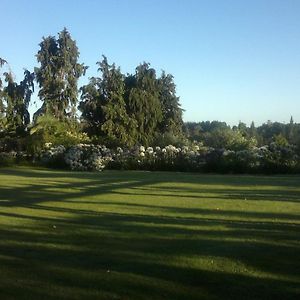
top-left (36, 143), bottom-right (300, 173)
top-left (64, 144), bottom-right (112, 171)
top-left (40, 145), bottom-right (66, 168)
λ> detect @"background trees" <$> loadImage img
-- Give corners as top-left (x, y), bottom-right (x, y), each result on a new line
top-left (79, 59), bottom-right (184, 146)
top-left (80, 56), bottom-right (137, 146)
top-left (1, 27), bottom-right (300, 170)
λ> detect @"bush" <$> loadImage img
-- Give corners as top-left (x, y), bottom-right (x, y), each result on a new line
top-left (12, 142), bottom-right (300, 174)
top-left (64, 144), bottom-right (112, 171)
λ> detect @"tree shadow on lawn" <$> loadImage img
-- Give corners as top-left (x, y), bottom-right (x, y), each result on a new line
top-left (0, 210), bottom-right (299, 300)
top-left (1, 169), bottom-right (300, 208)
top-left (0, 168), bottom-right (300, 299)
top-left (105, 188), bottom-right (300, 204)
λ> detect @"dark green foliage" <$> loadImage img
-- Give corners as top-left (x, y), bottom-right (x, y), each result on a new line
top-left (3, 70), bottom-right (34, 134)
top-left (80, 56), bottom-right (137, 146)
top-left (125, 63), bottom-right (162, 145)
top-left (0, 56), bottom-right (34, 136)
top-left (184, 121), bottom-right (230, 142)
top-left (157, 71), bottom-right (184, 136)
top-left (28, 114), bottom-right (88, 154)
top-left (35, 28), bottom-right (87, 118)
top-left (80, 59), bottom-right (184, 147)
top-left (0, 58), bottom-right (8, 131)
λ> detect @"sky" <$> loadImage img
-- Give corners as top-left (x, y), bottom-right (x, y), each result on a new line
top-left (1, 0), bottom-right (300, 126)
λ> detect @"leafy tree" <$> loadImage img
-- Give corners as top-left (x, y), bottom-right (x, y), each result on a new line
top-left (257, 121), bottom-right (287, 145)
top-left (184, 121), bottom-right (230, 142)
top-left (236, 121), bottom-right (248, 137)
top-left (183, 122), bottom-right (203, 141)
top-left (274, 133), bottom-right (289, 147)
top-left (203, 127), bottom-right (257, 150)
top-left (35, 28), bottom-right (87, 118)
top-left (80, 57), bottom-right (185, 146)
top-left (29, 114), bottom-right (89, 153)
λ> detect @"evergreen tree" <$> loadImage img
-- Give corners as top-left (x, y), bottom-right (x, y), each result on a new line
top-left (79, 76), bottom-right (103, 135)
top-left (3, 70), bottom-right (35, 134)
top-left (157, 71), bottom-right (183, 136)
top-left (80, 56), bottom-right (137, 146)
top-left (249, 121), bottom-right (256, 137)
top-left (287, 116), bottom-right (295, 144)
top-left (125, 63), bottom-right (162, 145)
top-left (35, 28), bottom-right (87, 119)
top-left (0, 58), bottom-right (7, 131)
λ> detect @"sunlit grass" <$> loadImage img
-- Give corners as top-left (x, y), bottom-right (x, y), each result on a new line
top-left (0, 167), bottom-right (299, 299)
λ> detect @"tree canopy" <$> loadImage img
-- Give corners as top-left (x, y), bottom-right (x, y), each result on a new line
top-left (35, 28), bottom-right (87, 119)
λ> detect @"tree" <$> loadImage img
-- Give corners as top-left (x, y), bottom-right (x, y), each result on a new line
top-left (3, 70), bottom-right (34, 134)
top-left (157, 71), bottom-right (183, 136)
top-left (0, 58), bottom-right (8, 131)
top-left (35, 28), bottom-right (87, 119)
top-left (125, 63), bottom-right (162, 145)
top-left (80, 56), bottom-right (137, 146)
top-left (286, 116), bottom-right (295, 144)
top-left (0, 57), bottom-right (34, 135)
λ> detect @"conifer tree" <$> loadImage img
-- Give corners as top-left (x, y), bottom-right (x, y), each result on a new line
top-left (125, 63), bottom-right (162, 145)
top-left (0, 58), bottom-right (7, 130)
top-left (3, 70), bottom-right (35, 134)
top-left (157, 71), bottom-right (183, 136)
top-left (80, 56), bottom-right (137, 146)
top-left (35, 28), bottom-right (87, 119)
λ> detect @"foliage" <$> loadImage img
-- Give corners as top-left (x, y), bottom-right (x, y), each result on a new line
top-left (29, 114), bottom-right (90, 153)
top-left (80, 58), bottom-right (184, 147)
top-left (2, 70), bottom-right (34, 134)
top-left (2, 29), bottom-right (300, 174)
top-left (64, 144), bottom-right (112, 171)
top-left (79, 56), bottom-right (137, 146)
top-left (35, 28), bottom-right (87, 118)
top-left (157, 71), bottom-right (184, 136)
top-left (125, 63), bottom-right (162, 146)
top-left (36, 142), bottom-right (300, 174)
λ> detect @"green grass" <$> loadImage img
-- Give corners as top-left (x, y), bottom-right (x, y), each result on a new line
top-left (0, 167), bottom-right (299, 300)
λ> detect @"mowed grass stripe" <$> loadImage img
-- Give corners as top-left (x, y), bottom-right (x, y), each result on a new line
top-left (0, 167), bottom-right (299, 300)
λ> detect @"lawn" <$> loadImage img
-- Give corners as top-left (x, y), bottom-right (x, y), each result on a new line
top-left (0, 167), bottom-right (299, 300)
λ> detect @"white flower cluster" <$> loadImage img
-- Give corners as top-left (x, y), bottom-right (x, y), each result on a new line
top-left (37, 142), bottom-right (299, 173)
top-left (64, 144), bottom-right (112, 171)
top-left (41, 145), bottom-right (66, 163)
top-left (137, 144), bottom-right (202, 158)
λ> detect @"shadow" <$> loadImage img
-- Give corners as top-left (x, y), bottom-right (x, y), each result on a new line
top-left (0, 167), bottom-right (300, 299)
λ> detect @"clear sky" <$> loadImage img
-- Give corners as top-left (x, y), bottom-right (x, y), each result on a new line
top-left (1, 0), bottom-right (300, 126)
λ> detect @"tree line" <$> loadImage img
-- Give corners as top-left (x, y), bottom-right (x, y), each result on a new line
top-left (0, 28), bottom-right (183, 149)
top-left (0, 28), bottom-right (299, 154)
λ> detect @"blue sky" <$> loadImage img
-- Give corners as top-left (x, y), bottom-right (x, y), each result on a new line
top-left (1, 0), bottom-right (300, 125)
